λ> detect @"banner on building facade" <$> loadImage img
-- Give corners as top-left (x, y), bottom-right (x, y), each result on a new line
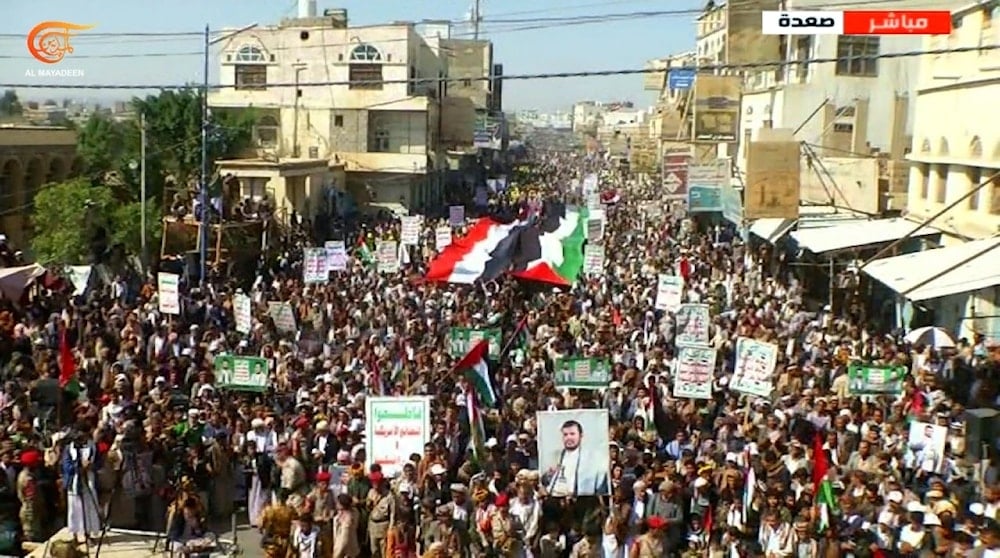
top-left (745, 140), bottom-right (801, 219)
top-left (473, 114), bottom-right (503, 149)
top-left (692, 75), bottom-right (741, 142)
top-left (661, 151), bottom-right (690, 201)
top-left (687, 159), bottom-right (730, 213)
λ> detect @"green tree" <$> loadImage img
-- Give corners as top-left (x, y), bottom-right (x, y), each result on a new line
top-left (76, 113), bottom-right (128, 180)
top-left (30, 179), bottom-right (161, 265)
top-left (0, 90), bottom-right (22, 117)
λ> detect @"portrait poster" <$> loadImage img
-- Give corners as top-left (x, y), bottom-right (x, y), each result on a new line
top-left (213, 355), bottom-right (269, 392)
top-left (536, 409), bottom-right (611, 496)
top-left (730, 337), bottom-right (778, 397)
top-left (365, 396), bottom-right (432, 478)
top-left (847, 364), bottom-right (907, 395)
top-left (654, 274), bottom-right (684, 312)
top-left (905, 421), bottom-right (948, 474)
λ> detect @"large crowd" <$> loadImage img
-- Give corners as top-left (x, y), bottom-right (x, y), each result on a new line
top-left (0, 151), bottom-right (998, 558)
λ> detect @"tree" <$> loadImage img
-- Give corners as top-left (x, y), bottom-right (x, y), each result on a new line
top-left (30, 178), bottom-right (161, 265)
top-left (0, 90), bottom-right (22, 117)
top-left (75, 89), bottom-right (255, 206)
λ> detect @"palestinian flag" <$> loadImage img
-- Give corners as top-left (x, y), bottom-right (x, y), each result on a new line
top-left (454, 340), bottom-right (496, 407)
top-left (465, 386), bottom-right (487, 461)
top-left (510, 202), bottom-right (587, 286)
top-left (813, 432), bottom-right (838, 532)
top-left (356, 235), bottom-right (375, 266)
top-left (424, 217), bottom-right (526, 284)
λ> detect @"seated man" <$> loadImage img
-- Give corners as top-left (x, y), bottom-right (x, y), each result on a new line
top-left (167, 497), bottom-right (216, 557)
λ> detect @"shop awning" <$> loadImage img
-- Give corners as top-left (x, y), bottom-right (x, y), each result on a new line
top-left (863, 237), bottom-right (1000, 301)
top-left (750, 218), bottom-right (796, 243)
top-left (789, 218), bottom-right (940, 255)
top-left (749, 206), bottom-right (868, 244)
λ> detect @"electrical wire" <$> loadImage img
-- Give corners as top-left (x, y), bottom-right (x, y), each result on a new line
top-left (3, 44), bottom-right (996, 90)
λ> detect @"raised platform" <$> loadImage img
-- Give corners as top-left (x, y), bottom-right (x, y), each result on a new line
top-left (26, 528), bottom-right (236, 558)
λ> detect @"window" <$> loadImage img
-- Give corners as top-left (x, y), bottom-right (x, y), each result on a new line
top-left (918, 163), bottom-right (930, 199)
top-left (236, 65), bottom-right (267, 90)
top-left (235, 45), bottom-right (267, 63)
top-left (742, 128), bottom-right (751, 159)
top-left (371, 129), bottom-right (390, 152)
top-left (835, 36), bottom-right (880, 77)
top-left (934, 164), bottom-right (949, 203)
top-left (984, 4), bottom-right (994, 28)
top-left (334, 115), bottom-right (344, 127)
top-left (833, 123), bottom-right (854, 133)
top-left (349, 64), bottom-right (383, 90)
top-left (350, 44), bottom-right (382, 62)
top-left (255, 115), bottom-right (279, 147)
top-left (968, 167), bottom-right (982, 210)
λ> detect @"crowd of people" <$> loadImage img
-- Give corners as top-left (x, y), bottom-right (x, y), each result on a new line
top-left (0, 150), bottom-right (998, 558)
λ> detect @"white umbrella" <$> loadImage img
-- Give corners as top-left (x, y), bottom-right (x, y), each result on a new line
top-left (905, 326), bottom-right (957, 349)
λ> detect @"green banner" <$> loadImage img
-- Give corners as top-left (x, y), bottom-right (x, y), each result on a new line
top-left (448, 328), bottom-right (502, 358)
top-left (847, 364), bottom-right (907, 395)
top-left (213, 355), bottom-right (270, 392)
top-left (554, 357), bottom-right (612, 389)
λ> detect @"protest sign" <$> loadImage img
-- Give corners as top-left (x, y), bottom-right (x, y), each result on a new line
top-left (324, 240), bottom-right (347, 272)
top-left (435, 226), bottom-right (452, 250)
top-left (233, 293), bottom-right (252, 334)
top-left (365, 396), bottom-right (432, 478)
top-left (376, 241), bottom-right (400, 273)
top-left (157, 272), bottom-right (180, 315)
top-left (654, 274), bottom-right (683, 311)
top-left (675, 303), bottom-right (710, 346)
top-left (553, 358), bottom-right (611, 389)
top-left (847, 364), bottom-right (907, 395)
top-left (214, 355), bottom-right (269, 392)
top-left (303, 247), bottom-right (328, 283)
top-left (448, 327), bottom-right (502, 358)
top-left (400, 216), bottom-right (421, 245)
top-left (449, 205), bottom-right (465, 226)
top-left (730, 337), bottom-right (778, 397)
top-left (267, 301), bottom-right (297, 334)
top-left (673, 346), bottom-right (717, 399)
top-left (584, 245), bottom-right (605, 276)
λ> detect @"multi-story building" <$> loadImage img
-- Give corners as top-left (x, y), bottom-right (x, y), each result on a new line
top-left (905, 2), bottom-right (1000, 242)
top-left (858, 2), bottom-right (1000, 340)
top-left (0, 125), bottom-right (80, 246)
top-left (207, 1), bottom-right (487, 215)
top-left (737, 0), bottom-right (968, 216)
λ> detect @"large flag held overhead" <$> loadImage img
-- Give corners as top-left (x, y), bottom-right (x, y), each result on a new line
top-left (424, 202), bottom-right (587, 287)
top-left (454, 340), bottom-right (497, 407)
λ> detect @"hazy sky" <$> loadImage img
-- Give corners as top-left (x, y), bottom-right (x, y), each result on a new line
top-left (1, 0), bottom-right (703, 112)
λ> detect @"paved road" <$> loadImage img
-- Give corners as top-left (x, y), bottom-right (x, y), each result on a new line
top-left (209, 510), bottom-right (263, 557)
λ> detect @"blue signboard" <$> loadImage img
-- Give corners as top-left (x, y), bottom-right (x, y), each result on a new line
top-left (668, 68), bottom-right (696, 90)
top-left (688, 185), bottom-right (722, 212)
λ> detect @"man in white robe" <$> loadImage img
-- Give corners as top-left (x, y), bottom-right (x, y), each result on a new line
top-left (61, 437), bottom-right (102, 542)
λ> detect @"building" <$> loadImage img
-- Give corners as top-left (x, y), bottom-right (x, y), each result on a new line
top-left (859, 1), bottom-right (1000, 339)
top-left (572, 102), bottom-right (603, 134)
top-left (0, 125), bottom-right (80, 246)
top-left (905, 2), bottom-right (1000, 242)
top-left (737, 0), bottom-right (969, 216)
top-left (206, 1), bottom-right (462, 215)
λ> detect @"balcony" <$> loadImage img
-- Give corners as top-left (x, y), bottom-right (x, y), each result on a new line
top-left (337, 151), bottom-right (429, 174)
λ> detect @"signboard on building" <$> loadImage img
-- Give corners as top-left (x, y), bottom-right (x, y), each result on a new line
top-left (692, 75), bottom-right (741, 142)
top-left (745, 140), bottom-right (801, 219)
top-left (668, 68), bottom-right (696, 90)
top-left (687, 159), bottom-right (730, 213)
top-left (643, 60), bottom-right (667, 90)
top-left (473, 114), bottom-right (503, 149)
top-left (661, 151), bottom-right (691, 201)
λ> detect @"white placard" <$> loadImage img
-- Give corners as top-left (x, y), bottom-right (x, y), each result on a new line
top-left (654, 274), bottom-right (683, 312)
top-left (730, 337), bottom-right (778, 397)
top-left (233, 293), bottom-right (252, 334)
top-left (377, 241), bottom-right (400, 273)
top-left (673, 346), bottom-right (717, 399)
top-left (584, 245), bottom-right (605, 276)
top-left (365, 396), bottom-right (432, 478)
top-left (434, 226), bottom-right (452, 250)
top-left (157, 272), bottom-right (180, 315)
top-left (302, 247), bottom-right (328, 284)
top-left (400, 216), bottom-right (421, 246)
top-left (325, 240), bottom-right (347, 272)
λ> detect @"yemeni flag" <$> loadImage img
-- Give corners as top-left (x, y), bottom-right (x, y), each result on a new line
top-left (813, 432), bottom-right (838, 532)
top-left (425, 217), bottom-right (526, 284)
top-left (510, 202), bottom-right (586, 287)
top-left (454, 340), bottom-right (497, 407)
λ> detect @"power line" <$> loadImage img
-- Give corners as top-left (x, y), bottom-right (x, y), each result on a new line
top-left (3, 44), bottom-right (996, 90)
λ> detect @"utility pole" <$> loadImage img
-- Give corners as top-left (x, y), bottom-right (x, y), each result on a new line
top-left (139, 111), bottom-right (147, 266)
top-left (473, 0), bottom-right (481, 40)
top-left (199, 24), bottom-right (210, 285)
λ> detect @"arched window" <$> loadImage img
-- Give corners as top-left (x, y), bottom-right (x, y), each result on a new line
top-left (235, 45), bottom-right (267, 63)
top-left (255, 115), bottom-right (279, 147)
top-left (234, 44), bottom-right (268, 90)
top-left (350, 44), bottom-right (382, 62)
top-left (970, 136), bottom-right (983, 158)
top-left (919, 138), bottom-right (931, 154)
top-left (348, 43), bottom-right (384, 90)
top-left (938, 137), bottom-right (949, 156)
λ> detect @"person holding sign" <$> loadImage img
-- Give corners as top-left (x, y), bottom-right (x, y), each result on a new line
top-left (542, 420), bottom-right (609, 497)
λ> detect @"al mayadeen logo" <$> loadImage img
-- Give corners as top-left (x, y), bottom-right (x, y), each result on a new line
top-left (25, 20), bottom-right (95, 77)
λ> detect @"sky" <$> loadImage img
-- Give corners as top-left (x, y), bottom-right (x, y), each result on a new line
top-left (1, 0), bottom-right (704, 112)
